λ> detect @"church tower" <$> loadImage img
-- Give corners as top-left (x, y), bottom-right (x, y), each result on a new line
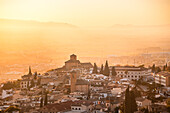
top-left (70, 54), bottom-right (77, 60)
top-left (70, 71), bottom-right (77, 93)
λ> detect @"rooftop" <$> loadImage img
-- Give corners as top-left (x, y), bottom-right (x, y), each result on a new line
top-left (76, 79), bottom-right (89, 85)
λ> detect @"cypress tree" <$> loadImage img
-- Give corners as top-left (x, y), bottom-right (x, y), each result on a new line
top-left (34, 72), bottom-right (37, 80)
top-left (92, 63), bottom-right (98, 74)
top-left (44, 92), bottom-right (48, 106)
top-left (124, 87), bottom-right (131, 113)
top-left (37, 78), bottom-right (41, 86)
top-left (152, 64), bottom-right (155, 73)
top-left (103, 60), bottom-right (110, 76)
top-left (156, 67), bottom-right (161, 73)
top-left (165, 63), bottom-right (168, 68)
top-left (163, 65), bottom-right (166, 71)
top-left (100, 64), bottom-right (104, 74)
top-left (130, 91), bottom-right (137, 113)
top-left (132, 87), bottom-right (141, 97)
top-left (40, 97), bottom-right (43, 108)
top-left (112, 66), bottom-right (117, 77)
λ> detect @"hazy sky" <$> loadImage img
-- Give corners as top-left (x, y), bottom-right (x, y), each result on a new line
top-left (0, 0), bottom-right (170, 27)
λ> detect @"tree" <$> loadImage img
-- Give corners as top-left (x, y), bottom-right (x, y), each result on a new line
top-left (132, 87), bottom-right (141, 98)
top-left (124, 87), bottom-right (137, 113)
top-left (92, 63), bottom-right (98, 74)
top-left (163, 65), bottom-right (166, 71)
top-left (2, 81), bottom-right (14, 90)
top-left (155, 67), bottom-right (161, 73)
top-left (37, 78), bottom-right (41, 86)
top-left (4, 106), bottom-right (20, 112)
top-left (34, 72), bottom-right (37, 80)
top-left (44, 92), bottom-right (48, 106)
top-left (165, 63), bottom-right (168, 68)
top-left (87, 90), bottom-right (91, 100)
top-left (40, 97), bottom-right (43, 108)
top-left (152, 64), bottom-right (155, 73)
top-left (112, 66), bottom-right (117, 77)
top-left (124, 87), bottom-right (131, 113)
top-left (130, 91), bottom-right (137, 113)
top-left (138, 64), bottom-right (144, 68)
top-left (114, 107), bottom-right (119, 113)
top-left (103, 60), bottom-right (110, 76)
top-left (100, 64), bottom-right (104, 74)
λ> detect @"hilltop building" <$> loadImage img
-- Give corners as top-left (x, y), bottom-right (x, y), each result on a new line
top-left (65, 54), bottom-right (81, 70)
top-left (20, 67), bottom-right (39, 89)
top-left (64, 54), bottom-right (93, 70)
top-left (20, 66), bottom-right (33, 89)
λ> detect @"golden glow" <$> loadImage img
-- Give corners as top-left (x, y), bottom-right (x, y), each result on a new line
top-left (0, 0), bottom-right (170, 27)
top-left (0, 0), bottom-right (170, 80)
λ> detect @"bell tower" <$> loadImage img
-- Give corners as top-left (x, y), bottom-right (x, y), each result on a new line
top-left (70, 71), bottom-right (77, 93)
top-left (70, 54), bottom-right (77, 60)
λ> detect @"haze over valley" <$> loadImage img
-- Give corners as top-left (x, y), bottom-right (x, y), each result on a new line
top-left (0, 19), bottom-right (170, 81)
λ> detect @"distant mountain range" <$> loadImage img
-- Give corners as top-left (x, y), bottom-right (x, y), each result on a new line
top-left (137, 47), bottom-right (170, 53)
top-left (0, 18), bottom-right (78, 28)
top-left (111, 24), bottom-right (170, 28)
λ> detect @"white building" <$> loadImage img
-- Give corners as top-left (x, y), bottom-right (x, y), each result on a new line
top-left (20, 79), bottom-right (31, 89)
top-left (154, 71), bottom-right (170, 87)
top-left (2, 89), bottom-right (13, 99)
top-left (113, 66), bottom-right (151, 81)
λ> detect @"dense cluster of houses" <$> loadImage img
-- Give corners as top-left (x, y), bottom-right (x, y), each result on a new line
top-left (0, 54), bottom-right (169, 113)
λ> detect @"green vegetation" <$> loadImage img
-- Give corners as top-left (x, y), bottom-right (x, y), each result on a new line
top-left (103, 60), bottom-right (110, 76)
top-left (44, 92), bottom-right (48, 106)
top-left (2, 80), bottom-right (20, 90)
top-left (100, 64), bottom-right (104, 74)
top-left (152, 64), bottom-right (155, 73)
top-left (124, 87), bottom-right (137, 113)
top-left (40, 97), bottom-right (43, 108)
top-left (132, 87), bottom-right (141, 97)
top-left (92, 63), bottom-right (98, 74)
top-left (112, 66), bottom-right (117, 77)
top-left (4, 106), bottom-right (20, 112)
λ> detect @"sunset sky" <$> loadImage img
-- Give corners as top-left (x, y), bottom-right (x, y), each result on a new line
top-left (0, 0), bottom-right (170, 79)
top-left (0, 0), bottom-right (170, 27)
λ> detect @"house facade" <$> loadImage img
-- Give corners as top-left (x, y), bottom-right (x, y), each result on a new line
top-left (113, 66), bottom-right (151, 80)
top-left (154, 71), bottom-right (170, 87)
